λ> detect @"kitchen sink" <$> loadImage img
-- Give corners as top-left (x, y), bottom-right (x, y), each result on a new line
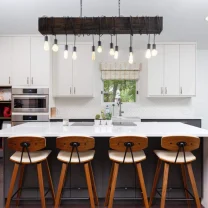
top-left (113, 122), bottom-right (137, 126)
top-left (71, 122), bottom-right (94, 126)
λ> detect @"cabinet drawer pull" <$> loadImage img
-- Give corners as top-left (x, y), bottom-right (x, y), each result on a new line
top-left (9, 77), bottom-right (11, 84)
top-left (27, 77), bottom-right (29, 84)
top-left (74, 87), bottom-right (75, 94)
top-left (31, 77), bottom-right (33, 85)
top-left (161, 87), bottom-right (163, 94)
top-left (180, 87), bottom-right (183, 94)
top-left (165, 87), bottom-right (167, 94)
top-left (70, 87), bottom-right (72, 94)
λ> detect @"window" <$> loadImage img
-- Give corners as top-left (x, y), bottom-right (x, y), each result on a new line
top-left (103, 80), bottom-right (136, 103)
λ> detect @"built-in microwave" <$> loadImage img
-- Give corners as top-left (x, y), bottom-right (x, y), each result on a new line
top-left (12, 88), bottom-right (49, 113)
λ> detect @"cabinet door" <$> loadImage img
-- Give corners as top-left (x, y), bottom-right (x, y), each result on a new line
top-left (52, 45), bottom-right (73, 96)
top-left (148, 45), bottom-right (164, 96)
top-left (180, 45), bottom-right (196, 96)
top-left (72, 44), bottom-right (94, 97)
top-left (0, 37), bottom-right (12, 86)
top-left (11, 37), bottom-right (31, 86)
top-left (164, 45), bottom-right (180, 96)
top-left (31, 37), bottom-right (50, 86)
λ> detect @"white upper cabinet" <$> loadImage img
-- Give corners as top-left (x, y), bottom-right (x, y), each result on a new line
top-left (148, 43), bottom-right (196, 97)
top-left (148, 45), bottom-right (164, 96)
top-left (52, 45), bottom-right (73, 96)
top-left (11, 37), bottom-right (31, 86)
top-left (164, 45), bottom-right (180, 96)
top-left (52, 43), bottom-right (94, 97)
top-left (180, 45), bottom-right (196, 96)
top-left (72, 44), bottom-right (94, 97)
top-left (31, 37), bottom-right (50, 86)
top-left (0, 37), bottom-right (12, 86)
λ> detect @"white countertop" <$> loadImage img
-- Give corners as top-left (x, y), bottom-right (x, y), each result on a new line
top-left (0, 122), bottom-right (208, 137)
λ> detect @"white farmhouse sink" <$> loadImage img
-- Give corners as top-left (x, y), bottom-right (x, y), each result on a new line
top-left (112, 116), bottom-right (141, 123)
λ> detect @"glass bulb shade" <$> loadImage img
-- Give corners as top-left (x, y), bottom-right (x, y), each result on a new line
top-left (97, 41), bottom-right (102, 53)
top-left (152, 44), bottom-right (158, 56)
top-left (145, 49), bottom-right (152, 59)
top-left (129, 52), bottom-right (133, 64)
top-left (52, 39), bottom-right (58, 52)
top-left (109, 48), bottom-right (115, 56)
top-left (114, 51), bottom-right (118, 59)
top-left (72, 46), bottom-right (77, 60)
top-left (92, 51), bottom-right (96, 61)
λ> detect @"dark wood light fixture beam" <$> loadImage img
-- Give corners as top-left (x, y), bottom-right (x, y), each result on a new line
top-left (38, 16), bottom-right (163, 35)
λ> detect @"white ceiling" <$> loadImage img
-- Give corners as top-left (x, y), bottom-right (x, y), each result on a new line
top-left (0, 0), bottom-right (208, 48)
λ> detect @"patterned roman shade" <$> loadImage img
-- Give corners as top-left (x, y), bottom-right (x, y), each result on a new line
top-left (100, 62), bottom-right (141, 80)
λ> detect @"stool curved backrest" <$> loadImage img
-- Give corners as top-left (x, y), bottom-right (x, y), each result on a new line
top-left (161, 135), bottom-right (200, 152)
top-left (56, 136), bottom-right (95, 152)
top-left (110, 136), bottom-right (148, 152)
top-left (8, 136), bottom-right (46, 152)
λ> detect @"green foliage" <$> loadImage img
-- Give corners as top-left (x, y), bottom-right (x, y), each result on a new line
top-left (106, 112), bottom-right (112, 120)
top-left (101, 110), bottom-right (106, 120)
top-left (95, 114), bottom-right (100, 120)
top-left (103, 80), bottom-right (136, 102)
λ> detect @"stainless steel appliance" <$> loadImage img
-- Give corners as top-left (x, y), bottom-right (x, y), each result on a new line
top-left (12, 88), bottom-right (49, 113)
top-left (12, 113), bottom-right (49, 126)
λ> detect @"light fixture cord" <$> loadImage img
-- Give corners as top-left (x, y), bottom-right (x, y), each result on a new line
top-left (66, 34), bottom-right (67, 45)
top-left (74, 35), bottom-right (76, 46)
top-left (80, 0), bottom-right (83, 17)
top-left (92, 34), bottom-right (94, 46)
top-left (116, 34), bottom-right (117, 46)
top-left (148, 34), bottom-right (150, 44)
top-left (130, 34), bottom-right (133, 47)
top-left (154, 34), bottom-right (156, 44)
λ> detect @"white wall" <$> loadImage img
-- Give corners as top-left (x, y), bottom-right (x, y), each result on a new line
top-left (52, 49), bottom-right (208, 127)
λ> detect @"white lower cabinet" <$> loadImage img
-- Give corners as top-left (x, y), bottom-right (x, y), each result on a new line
top-left (53, 43), bottom-right (94, 97)
top-left (148, 43), bottom-right (196, 97)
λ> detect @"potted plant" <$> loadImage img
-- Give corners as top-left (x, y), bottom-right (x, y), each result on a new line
top-left (106, 113), bottom-right (112, 126)
top-left (94, 114), bottom-right (101, 126)
top-left (101, 110), bottom-right (107, 125)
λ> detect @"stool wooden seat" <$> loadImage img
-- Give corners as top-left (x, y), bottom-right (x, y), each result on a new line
top-left (5, 136), bottom-right (55, 208)
top-left (105, 136), bottom-right (149, 208)
top-left (55, 136), bottom-right (98, 208)
top-left (149, 135), bottom-right (201, 208)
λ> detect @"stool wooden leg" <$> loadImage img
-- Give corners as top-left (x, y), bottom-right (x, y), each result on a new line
top-left (104, 162), bottom-right (115, 207)
top-left (5, 163), bottom-right (19, 208)
top-left (181, 164), bottom-right (191, 208)
top-left (136, 163), bottom-right (149, 208)
top-left (149, 159), bottom-right (162, 207)
top-left (37, 162), bottom-right (46, 208)
top-left (16, 164), bottom-right (25, 207)
top-left (161, 162), bottom-right (169, 208)
top-left (84, 162), bottom-right (96, 208)
top-left (55, 163), bottom-right (68, 208)
top-left (187, 163), bottom-right (201, 208)
top-left (45, 159), bottom-right (55, 204)
top-left (108, 162), bottom-right (119, 208)
top-left (89, 162), bottom-right (99, 206)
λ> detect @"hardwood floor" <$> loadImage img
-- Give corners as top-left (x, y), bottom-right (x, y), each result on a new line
top-left (0, 159), bottom-right (204, 208)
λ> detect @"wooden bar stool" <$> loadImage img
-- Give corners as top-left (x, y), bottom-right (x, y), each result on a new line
top-left (105, 136), bottom-right (149, 208)
top-left (149, 135), bottom-right (201, 208)
top-left (54, 136), bottom-right (98, 208)
top-left (5, 136), bottom-right (55, 208)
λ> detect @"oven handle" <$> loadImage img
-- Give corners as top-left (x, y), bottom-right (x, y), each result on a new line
top-left (12, 95), bottom-right (48, 98)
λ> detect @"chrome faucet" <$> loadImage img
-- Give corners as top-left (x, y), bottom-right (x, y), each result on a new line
top-left (117, 98), bottom-right (124, 116)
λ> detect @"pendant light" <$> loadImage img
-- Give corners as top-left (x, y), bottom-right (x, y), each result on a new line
top-left (44, 35), bottom-right (49, 51)
top-left (145, 34), bottom-right (151, 59)
top-left (114, 35), bottom-right (119, 59)
top-left (72, 35), bottom-right (77, 60)
top-left (52, 35), bottom-right (59, 52)
top-left (97, 35), bottom-right (102, 53)
top-left (152, 34), bottom-right (158, 56)
top-left (129, 35), bottom-right (133, 64)
top-left (92, 35), bottom-right (96, 61)
top-left (64, 34), bottom-right (68, 59)
top-left (109, 35), bottom-right (115, 56)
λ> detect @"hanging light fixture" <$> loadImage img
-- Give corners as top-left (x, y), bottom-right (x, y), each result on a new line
top-left (52, 35), bottom-right (59, 52)
top-left (97, 35), bottom-right (102, 53)
top-left (152, 34), bottom-right (158, 56)
top-left (145, 34), bottom-right (151, 59)
top-left (64, 34), bottom-right (68, 59)
top-left (92, 35), bottom-right (96, 61)
top-left (109, 35), bottom-right (115, 56)
top-left (44, 35), bottom-right (49, 51)
top-left (72, 35), bottom-right (77, 60)
top-left (114, 35), bottom-right (119, 59)
top-left (129, 35), bottom-right (133, 64)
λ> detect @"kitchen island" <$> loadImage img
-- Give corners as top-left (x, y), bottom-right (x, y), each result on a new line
top-left (0, 121), bottom-right (208, 206)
